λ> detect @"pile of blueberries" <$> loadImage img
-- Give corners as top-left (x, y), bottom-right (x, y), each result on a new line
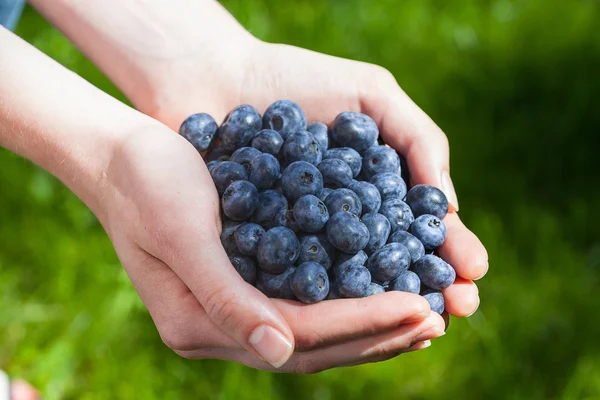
top-left (179, 100), bottom-right (455, 313)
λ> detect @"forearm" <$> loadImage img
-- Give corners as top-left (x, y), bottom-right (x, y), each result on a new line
top-left (29, 0), bottom-right (256, 121)
top-left (0, 28), bottom-right (156, 215)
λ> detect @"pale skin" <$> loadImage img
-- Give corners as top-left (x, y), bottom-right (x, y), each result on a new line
top-left (1, 0), bottom-right (487, 382)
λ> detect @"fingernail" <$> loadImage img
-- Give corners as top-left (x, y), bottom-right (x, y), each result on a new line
top-left (413, 326), bottom-right (446, 344)
top-left (403, 310), bottom-right (431, 324)
top-left (441, 171), bottom-right (459, 212)
top-left (248, 325), bottom-right (293, 368)
top-left (405, 340), bottom-right (432, 353)
top-left (421, 340), bottom-right (432, 349)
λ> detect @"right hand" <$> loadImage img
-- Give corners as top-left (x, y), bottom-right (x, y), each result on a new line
top-left (96, 124), bottom-right (445, 372)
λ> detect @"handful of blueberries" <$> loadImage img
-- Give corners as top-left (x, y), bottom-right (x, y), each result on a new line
top-left (179, 100), bottom-right (455, 313)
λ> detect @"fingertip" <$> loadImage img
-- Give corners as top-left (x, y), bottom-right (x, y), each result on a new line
top-left (442, 278), bottom-right (480, 317)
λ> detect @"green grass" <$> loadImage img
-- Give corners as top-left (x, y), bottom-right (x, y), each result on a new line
top-left (2, 1), bottom-right (600, 399)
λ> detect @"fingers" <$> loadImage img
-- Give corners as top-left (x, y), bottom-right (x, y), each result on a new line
top-left (10, 380), bottom-right (40, 400)
top-left (439, 212), bottom-right (489, 280)
top-left (442, 277), bottom-right (480, 317)
top-left (271, 291), bottom-right (431, 350)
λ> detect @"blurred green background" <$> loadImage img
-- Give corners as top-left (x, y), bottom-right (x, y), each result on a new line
top-left (2, 1), bottom-right (600, 399)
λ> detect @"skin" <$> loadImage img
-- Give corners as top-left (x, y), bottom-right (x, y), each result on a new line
top-left (1, 0), bottom-right (488, 377)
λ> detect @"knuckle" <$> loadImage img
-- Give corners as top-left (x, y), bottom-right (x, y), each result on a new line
top-left (159, 327), bottom-right (194, 352)
top-left (203, 289), bottom-right (245, 331)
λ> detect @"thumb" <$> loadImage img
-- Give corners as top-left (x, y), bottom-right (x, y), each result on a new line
top-left (165, 230), bottom-right (295, 368)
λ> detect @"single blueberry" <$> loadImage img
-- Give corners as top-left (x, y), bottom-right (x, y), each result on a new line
top-left (257, 268), bottom-right (296, 300)
top-left (263, 100), bottom-right (307, 140)
top-left (331, 112), bottom-right (379, 152)
top-left (332, 250), bottom-right (368, 276)
top-left (280, 161), bottom-right (324, 202)
top-left (179, 113), bottom-right (219, 152)
top-left (348, 180), bottom-right (382, 214)
top-left (248, 153), bottom-right (281, 190)
top-left (291, 262), bottom-right (330, 304)
top-left (210, 161), bottom-right (248, 195)
top-left (257, 227), bottom-right (300, 274)
top-left (367, 242), bottom-right (411, 282)
top-left (317, 158), bottom-right (353, 189)
top-left (220, 220), bottom-right (243, 256)
top-left (281, 130), bottom-right (323, 166)
top-left (370, 172), bottom-right (407, 201)
top-left (251, 129), bottom-right (284, 155)
top-left (205, 146), bottom-right (232, 163)
top-left (297, 234), bottom-right (336, 270)
top-left (222, 180), bottom-right (259, 221)
top-left (361, 145), bottom-right (401, 179)
top-left (379, 198), bottom-right (415, 232)
top-left (336, 264), bottom-right (371, 298)
top-left (229, 256), bottom-right (257, 285)
top-left (389, 270), bottom-right (421, 294)
top-left (318, 187), bottom-right (334, 202)
top-left (234, 222), bottom-right (265, 257)
top-left (292, 195), bottom-right (329, 233)
top-left (405, 184), bottom-right (449, 220)
top-left (364, 282), bottom-right (385, 297)
top-left (326, 211), bottom-right (370, 254)
top-left (413, 254), bottom-right (456, 290)
top-left (250, 190), bottom-right (289, 229)
top-left (307, 122), bottom-right (329, 150)
top-left (230, 147), bottom-right (262, 171)
top-left (410, 214), bottom-right (447, 251)
top-left (323, 147), bottom-right (362, 177)
top-left (324, 188), bottom-right (363, 217)
top-left (218, 104), bottom-right (262, 150)
top-left (388, 230), bottom-right (425, 264)
top-left (361, 213), bottom-right (391, 255)
top-left (421, 289), bottom-right (445, 314)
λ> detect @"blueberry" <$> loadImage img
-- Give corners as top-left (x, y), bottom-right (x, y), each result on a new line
top-left (292, 195), bottom-right (329, 233)
top-left (205, 147), bottom-right (232, 162)
top-left (318, 188), bottom-right (334, 202)
top-left (348, 180), bottom-right (382, 214)
top-left (405, 184), bottom-right (449, 220)
top-left (230, 147), bottom-right (262, 170)
top-left (257, 227), bottom-right (300, 274)
top-left (206, 160), bottom-right (222, 173)
top-left (324, 147), bottom-right (362, 178)
top-left (297, 234), bottom-right (336, 270)
top-left (367, 242), bottom-right (411, 282)
top-left (326, 211), bottom-right (370, 253)
top-left (389, 270), bottom-right (420, 294)
top-left (248, 153), bottom-right (281, 190)
top-left (421, 289), bottom-right (445, 314)
top-left (361, 213), bottom-right (391, 255)
top-left (361, 145), bottom-right (401, 179)
top-left (317, 158), bottom-right (353, 189)
top-left (179, 113), bottom-right (219, 152)
top-left (263, 100), bottom-right (307, 140)
top-left (307, 122), bottom-right (329, 150)
top-left (234, 222), bottom-right (265, 257)
top-left (281, 131), bottom-right (323, 166)
top-left (229, 256), bottom-right (257, 285)
top-left (332, 250), bottom-right (368, 276)
top-left (410, 214), bottom-right (447, 251)
top-left (324, 188), bottom-right (362, 217)
top-left (222, 180), bottom-right (259, 221)
top-left (364, 282), bottom-right (385, 296)
top-left (251, 129), bottom-right (284, 155)
top-left (336, 264), bottom-right (371, 298)
top-left (379, 198), bottom-right (414, 232)
top-left (210, 161), bottom-right (248, 195)
top-left (331, 112), bottom-right (379, 152)
top-left (413, 254), bottom-right (456, 290)
top-left (291, 262), bottom-right (330, 303)
top-left (257, 268), bottom-right (296, 300)
top-left (388, 230), bottom-right (425, 264)
top-left (370, 172), bottom-right (407, 201)
top-left (220, 220), bottom-right (243, 256)
top-left (218, 105), bottom-right (262, 150)
top-left (250, 190), bottom-right (289, 229)
top-left (280, 161), bottom-right (324, 202)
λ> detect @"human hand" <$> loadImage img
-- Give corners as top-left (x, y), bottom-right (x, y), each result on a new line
top-left (148, 39), bottom-right (488, 319)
